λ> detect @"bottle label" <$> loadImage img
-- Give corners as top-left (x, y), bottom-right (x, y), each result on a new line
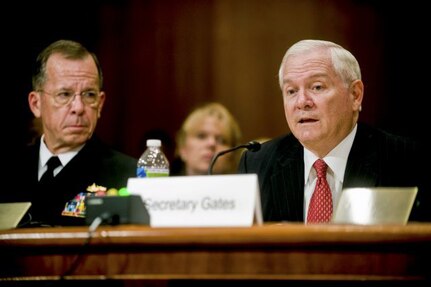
top-left (137, 167), bottom-right (169, 177)
top-left (145, 168), bottom-right (170, 177)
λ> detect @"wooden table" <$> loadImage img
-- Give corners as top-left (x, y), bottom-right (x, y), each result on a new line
top-left (1, 223), bottom-right (431, 286)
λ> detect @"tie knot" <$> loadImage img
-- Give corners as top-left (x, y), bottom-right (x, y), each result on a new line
top-left (46, 156), bottom-right (61, 171)
top-left (313, 159), bottom-right (328, 178)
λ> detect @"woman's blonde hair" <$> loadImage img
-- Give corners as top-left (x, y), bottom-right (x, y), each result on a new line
top-left (174, 102), bottom-right (242, 174)
top-left (176, 102), bottom-right (242, 150)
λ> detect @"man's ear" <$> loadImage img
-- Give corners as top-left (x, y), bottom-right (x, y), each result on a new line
top-left (350, 79), bottom-right (364, 112)
top-left (28, 91), bottom-right (42, 118)
top-left (97, 91), bottom-right (106, 118)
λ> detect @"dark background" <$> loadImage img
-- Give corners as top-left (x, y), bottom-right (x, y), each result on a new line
top-left (3, 0), bottom-right (429, 163)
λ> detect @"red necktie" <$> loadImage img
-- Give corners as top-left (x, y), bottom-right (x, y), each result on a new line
top-left (307, 159), bottom-right (333, 223)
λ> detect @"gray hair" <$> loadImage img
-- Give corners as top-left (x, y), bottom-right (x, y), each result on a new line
top-left (278, 39), bottom-right (361, 88)
top-left (32, 39), bottom-right (103, 90)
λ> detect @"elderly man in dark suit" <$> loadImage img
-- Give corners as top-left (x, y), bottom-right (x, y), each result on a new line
top-left (239, 39), bottom-right (430, 223)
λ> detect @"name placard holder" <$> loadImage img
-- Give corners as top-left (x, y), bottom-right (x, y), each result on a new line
top-left (127, 174), bottom-right (262, 227)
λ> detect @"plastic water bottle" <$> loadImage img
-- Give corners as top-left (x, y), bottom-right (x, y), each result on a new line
top-left (137, 139), bottom-right (170, 178)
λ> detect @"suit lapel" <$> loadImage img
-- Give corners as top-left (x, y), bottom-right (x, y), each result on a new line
top-left (270, 138), bottom-right (304, 221)
top-left (344, 124), bottom-right (379, 188)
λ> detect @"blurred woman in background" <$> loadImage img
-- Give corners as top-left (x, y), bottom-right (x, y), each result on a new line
top-left (172, 102), bottom-right (242, 175)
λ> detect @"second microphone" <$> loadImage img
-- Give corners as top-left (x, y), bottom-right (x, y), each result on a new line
top-left (208, 141), bottom-right (261, 175)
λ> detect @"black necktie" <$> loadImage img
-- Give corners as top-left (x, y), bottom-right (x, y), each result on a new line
top-left (39, 156), bottom-right (61, 184)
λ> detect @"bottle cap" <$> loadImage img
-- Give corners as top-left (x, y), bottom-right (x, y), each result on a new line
top-left (146, 139), bottom-right (161, 147)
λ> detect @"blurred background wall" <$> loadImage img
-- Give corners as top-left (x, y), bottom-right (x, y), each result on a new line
top-left (4, 0), bottom-right (428, 163)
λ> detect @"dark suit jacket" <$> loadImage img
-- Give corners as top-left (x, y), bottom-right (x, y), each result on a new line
top-left (238, 123), bottom-right (431, 222)
top-left (2, 136), bottom-right (137, 227)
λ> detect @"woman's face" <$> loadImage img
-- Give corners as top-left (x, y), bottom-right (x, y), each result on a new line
top-left (179, 116), bottom-right (232, 175)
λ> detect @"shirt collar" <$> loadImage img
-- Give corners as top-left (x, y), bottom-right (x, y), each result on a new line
top-left (39, 134), bottom-right (85, 167)
top-left (303, 124), bottom-right (357, 184)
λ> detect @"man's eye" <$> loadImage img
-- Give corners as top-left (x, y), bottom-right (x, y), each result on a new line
top-left (286, 89), bottom-right (296, 95)
top-left (312, 85), bottom-right (323, 91)
top-left (83, 91), bottom-right (98, 98)
top-left (57, 92), bottom-right (72, 98)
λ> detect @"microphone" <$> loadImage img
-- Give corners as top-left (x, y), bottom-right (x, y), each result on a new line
top-left (208, 141), bottom-right (261, 175)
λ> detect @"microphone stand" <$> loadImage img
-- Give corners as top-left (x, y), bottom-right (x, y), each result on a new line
top-left (207, 141), bottom-right (261, 175)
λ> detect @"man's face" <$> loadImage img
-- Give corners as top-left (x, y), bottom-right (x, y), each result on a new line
top-left (280, 48), bottom-right (361, 156)
top-left (28, 54), bottom-right (105, 153)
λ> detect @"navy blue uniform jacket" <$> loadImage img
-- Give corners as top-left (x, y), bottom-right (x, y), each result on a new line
top-left (1, 136), bottom-right (137, 226)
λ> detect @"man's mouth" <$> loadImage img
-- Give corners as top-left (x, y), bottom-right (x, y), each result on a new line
top-left (299, 118), bottom-right (317, 124)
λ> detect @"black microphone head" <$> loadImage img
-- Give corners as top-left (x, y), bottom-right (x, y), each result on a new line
top-left (246, 141), bottom-right (261, 152)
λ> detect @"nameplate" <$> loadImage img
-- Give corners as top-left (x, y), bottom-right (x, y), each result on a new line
top-left (127, 174), bottom-right (263, 227)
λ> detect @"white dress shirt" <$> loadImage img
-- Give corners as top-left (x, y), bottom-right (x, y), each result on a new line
top-left (38, 135), bottom-right (84, 180)
top-left (303, 125), bottom-right (357, 221)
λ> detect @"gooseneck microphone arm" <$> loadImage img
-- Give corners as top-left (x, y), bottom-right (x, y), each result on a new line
top-left (208, 141), bottom-right (261, 175)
